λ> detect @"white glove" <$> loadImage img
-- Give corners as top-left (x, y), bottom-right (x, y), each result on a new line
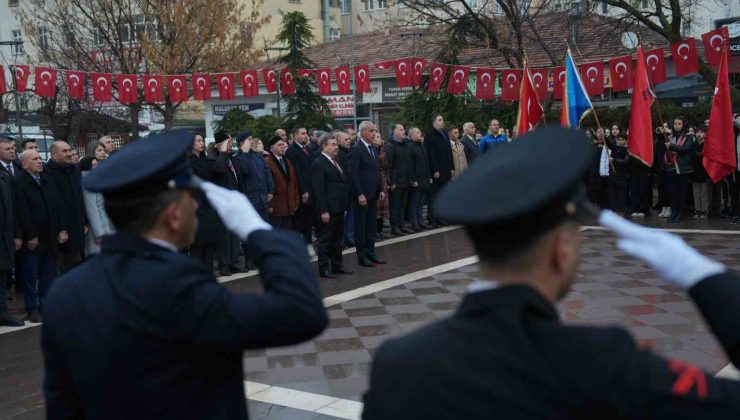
top-left (598, 210), bottom-right (725, 288)
top-left (200, 181), bottom-right (272, 241)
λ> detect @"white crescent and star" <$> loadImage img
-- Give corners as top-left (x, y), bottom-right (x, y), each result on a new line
top-left (414, 61), bottom-right (423, 74)
top-left (558, 71), bottom-right (566, 83)
top-left (15, 67), bottom-right (25, 79)
top-left (268, 70), bottom-right (276, 82)
top-left (398, 61), bottom-right (407, 76)
top-left (710, 34), bottom-right (725, 52)
top-left (586, 66), bottom-right (598, 82)
top-left (196, 77), bottom-right (207, 89)
top-left (453, 69), bottom-right (465, 82)
top-left (358, 69), bottom-right (367, 80)
top-left (481, 73), bottom-right (491, 86)
top-left (245, 74), bottom-right (254, 86)
top-left (122, 78), bottom-right (133, 92)
top-left (506, 73), bottom-right (517, 87)
top-left (220, 76), bottom-right (230, 87)
top-left (432, 67), bottom-right (443, 81)
top-left (677, 43), bottom-right (690, 60)
top-left (532, 72), bottom-right (543, 87)
top-left (339, 70), bottom-right (348, 83)
top-left (646, 54), bottom-right (659, 71)
top-left (40, 70), bottom-right (52, 86)
top-left (96, 76), bottom-right (108, 91)
top-left (148, 78), bottom-right (159, 93)
top-left (69, 74), bottom-right (80, 86)
top-left (615, 62), bottom-right (627, 78)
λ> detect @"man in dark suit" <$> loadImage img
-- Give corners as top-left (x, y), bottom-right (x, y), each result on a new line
top-left (264, 136), bottom-right (300, 229)
top-left (208, 130), bottom-right (246, 276)
top-left (311, 134), bottom-right (351, 279)
top-left (43, 141), bottom-right (84, 273)
top-left (384, 124), bottom-right (413, 236)
top-left (336, 131), bottom-right (355, 247)
top-left (0, 169), bottom-right (22, 326)
top-left (424, 115), bottom-right (454, 227)
top-left (0, 137), bottom-right (22, 176)
top-left (42, 130), bottom-right (327, 420)
top-left (347, 121), bottom-right (386, 267)
top-left (285, 126), bottom-right (316, 255)
top-left (14, 150), bottom-right (68, 323)
top-left (364, 127), bottom-right (740, 419)
top-left (461, 121), bottom-right (481, 164)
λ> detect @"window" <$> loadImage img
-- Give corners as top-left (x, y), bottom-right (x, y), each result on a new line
top-left (38, 26), bottom-right (49, 50)
top-left (11, 30), bottom-right (22, 55)
top-left (601, 0), bottom-right (608, 13)
top-left (120, 15), bottom-right (159, 43)
top-left (682, 21), bottom-right (691, 36)
top-left (242, 22), bottom-right (254, 47)
top-left (288, 0), bottom-right (301, 3)
top-left (329, 0), bottom-right (342, 6)
top-left (92, 27), bottom-right (106, 47)
top-left (466, 0), bottom-right (480, 7)
top-left (341, 0), bottom-right (352, 14)
top-left (329, 28), bottom-right (341, 40)
top-left (8, 0), bottom-right (18, 7)
top-left (364, 0), bottom-right (386, 11)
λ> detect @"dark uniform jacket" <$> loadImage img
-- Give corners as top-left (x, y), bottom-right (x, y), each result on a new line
top-left (384, 136), bottom-right (412, 188)
top-left (609, 144), bottom-right (629, 177)
top-left (44, 159), bottom-right (85, 254)
top-left (346, 140), bottom-right (383, 201)
top-left (188, 153), bottom-right (220, 246)
top-left (424, 129), bottom-right (454, 183)
top-left (364, 273), bottom-right (740, 419)
top-left (42, 229), bottom-right (328, 420)
top-left (311, 154), bottom-right (349, 215)
top-left (408, 141), bottom-right (431, 190)
top-left (234, 152), bottom-right (275, 211)
top-left (14, 170), bottom-right (68, 253)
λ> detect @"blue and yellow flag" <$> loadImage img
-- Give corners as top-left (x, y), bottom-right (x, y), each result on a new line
top-left (560, 49), bottom-right (594, 128)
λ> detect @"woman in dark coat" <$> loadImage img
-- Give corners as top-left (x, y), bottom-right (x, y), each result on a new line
top-left (188, 133), bottom-right (219, 270)
top-left (663, 117), bottom-right (696, 222)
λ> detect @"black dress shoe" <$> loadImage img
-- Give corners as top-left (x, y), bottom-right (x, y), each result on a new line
top-left (345, 240), bottom-right (355, 247)
top-left (376, 232), bottom-right (386, 240)
top-left (0, 314), bottom-right (24, 327)
top-left (229, 265), bottom-right (247, 274)
top-left (391, 228), bottom-right (405, 236)
top-left (419, 223), bottom-right (432, 230)
top-left (332, 265), bottom-right (353, 275)
top-left (369, 255), bottom-right (386, 264)
top-left (218, 269), bottom-right (232, 277)
top-left (319, 270), bottom-right (337, 279)
top-left (246, 261), bottom-right (257, 271)
top-left (411, 225), bottom-right (422, 232)
top-left (358, 258), bottom-right (375, 267)
top-left (24, 312), bottom-right (41, 324)
top-left (400, 227), bottom-right (414, 234)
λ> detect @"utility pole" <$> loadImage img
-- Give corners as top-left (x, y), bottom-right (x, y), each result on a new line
top-left (348, 0), bottom-right (357, 130)
top-left (0, 41), bottom-right (25, 139)
top-left (265, 47), bottom-right (289, 123)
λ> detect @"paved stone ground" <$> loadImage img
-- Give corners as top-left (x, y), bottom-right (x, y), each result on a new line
top-left (1, 217), bottom-right (740, 419)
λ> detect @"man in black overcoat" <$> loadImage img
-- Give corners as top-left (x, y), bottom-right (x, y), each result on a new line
top-left (424, 115), bottom-right (454, 227)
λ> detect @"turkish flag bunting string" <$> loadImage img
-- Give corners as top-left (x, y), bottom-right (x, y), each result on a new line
top-left (552, 66), bottom-right (566, 100)
top-left (394, 58), bottom-right (412, 88)
top-left (627, 45), bottom-right (655, 167)
top-left (411, 57), bottom-right (427, 87)
top-left (704, 43), bottom-right (737, 182)
top-left (701, 26), bottom-right (729, 67)
top-left (168, 75), bottom-right (189, 103)
top-left (335, 66), bottom-right (351, 95)
top-left (475, 68), bottom-right (496, 100)
top-left (671, 39), bottom-right (699, 77)
top-left (262, 68), bottom-right (277, 93)
top-left (354, 65), bottom-right (371, 94)
top-left (143, 75), bottom-right (163, 103)
top-left (117, 74), bottom-right (138, 104)
top-left (529, 68), bottom-right (549, 99)
top-left (447, 65), bottom-right (470, 95)
top-left (644, 48), bottom-right (667, 86)
top-left (34, 68), bottom-right (58, 98)
top-left (0, 67), bottom-right (7, 95)
top-left (13, 65), bottom-right (30, 92)
top-left (298, 69), bottom-right (313, 78)
top-left (216, 73), bottom-right (235, 100)
top-left (501, 69), bottom-right (522, 101)
top-left (516, 62), bottom-right (544, 135)
top-left (316, 68), bottom-right (332, 95)
top-left (240, 70), bottom-right (259, 96)
top-left (609, 55), bottom-right (633, 93)
top-left (281, 69), bottom-right (295, 96)
top-left (427, 62), bottom-right (447, 93)
top-left (65, 71), bottom-right (85, 99)
top-left (192, 74), bottom-right (212, 101)
top-left (91, 73), bottom-right (112, 102)
top-left (580, 61), bottom-right (604, 96)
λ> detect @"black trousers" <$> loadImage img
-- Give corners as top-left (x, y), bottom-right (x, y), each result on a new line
top-left (668, 171), bottom-right (690, 219)
top-left (270, 215), bottom-right (292, 230)
top-left (56, 251), bottom-right (81, 274)
top-left (729, 172), bottom-right (740, 217)
top-left (428, 179), bottom-right (449, 224)
top-left (353, 198), bottom-right (378, 260)
top-left (317, 212), bottom-right (345, 273)
top-left (629, 172), bottom-right (651, 214)
top-left (657, 170), bottom-right (672, 208)
top-left (0, 268), bottom-right (9, 317)
top-left (292, 203), bottom-right (315, 244)
top-left (216, 231), bottom-right (241, 269)
top-left (608, 176), bottom-right (629, 211)
top-left (389, 187), bottom-right (409, 228)
top-left (189, 244), bottom-right (215, 271)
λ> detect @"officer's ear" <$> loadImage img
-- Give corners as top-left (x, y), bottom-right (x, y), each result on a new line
top-left (550, 222), bottom-right (581, 276)
top-left (161, 191), bottom-right (191, 231)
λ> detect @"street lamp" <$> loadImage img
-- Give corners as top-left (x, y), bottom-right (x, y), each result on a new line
top-left (0, 40), bottom-right (24, 140)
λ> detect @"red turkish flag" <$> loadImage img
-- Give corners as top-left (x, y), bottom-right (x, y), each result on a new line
top-left (501, 69), bottom-right (522, 101)
top-left (552, 66), bottom-right (566, 100)
top-left (411, 57), bottom-right (427, 87)
top-left (580, 61), bottom-right (604, 96)
top-left (702, 27), bottom-right (730, 67)
top-left (529, 68), bottom-right (549, 99)
top-left (262, 68), bottom-right (277, 93)
top-left (446, 65), bottom-right (470, 95)
top-left (354, 65), bottom-right (370, 94)
top-left (335, 66), bottom-right (351, 94)
top-left (91, 73), bottom-right (112, 102)
top-left (13, 65), bottom-right (30, 92)
top-left (143, 75), bottom-right (163, 103)
top-left (168, 75), bottom-right (189, 103)
top-left (191, 74), bottom-right (211, 101)
top-left (298, 69), bottom-right (313, 78)
top-left (34, 67), bottom-right (57, 98)
top-left (627, 45), bottom-right (656, 167)
top-left (65, 71), bottom-right (85, 99)
top-left (216, 73), bottom-right (235, 100)
top-left (704, 44), bottom-right (737, 182)
top-left (240, 70), bottom-right (259, 96)
top-left (427, 63), bottom-right (447, 93)
top-left (671, 39), bottom-right (699, 76)
top-left (609, 55), bottom-right (633, 93)
top-left (644, 48), bottom-right (667, 85)
top-left (0, 66), bottom-right (7, 95)
top-left (394, 58), bottom-right (412, 88)
top-left (316, 68), bottom-right (332, 95)
top-left (475, 68), bottom-right (496, 100)
top-left (280, 69), bottom-right (295, 96)
top-left (116, 74), bottom-right (138, 104)
top-left (516, 63), bottom-right (544, 135)
top-left (374, 60), bottom-right (393, 70)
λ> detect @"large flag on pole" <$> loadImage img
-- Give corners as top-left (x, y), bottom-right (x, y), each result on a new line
top-left (704, 43), bottom-right (737, 182)
top-left (560, 49), bottom-right (594, 128)
top-left (516, 60), bottom-right (543, 135)
top-left (627, 45), bottom-right (656, 167)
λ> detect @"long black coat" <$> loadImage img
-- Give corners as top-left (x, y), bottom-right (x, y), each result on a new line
top-left (346, 140), bottom-right (383, 201)
top-left (461, 135), bottom-right (481, 164)
top-left (364, 272), bottom-right (740, 419)
top-left (424, 129), bottom-right (454, 183)
top-left (42, 229), bottom-right (328, 420)
top-left (285, 142), bottom-right (315, 202)
top-left (234, 152), bottom-right (274, 211)
top-left (208, 149), bottom-right (241, 191)
top-left (408, 141), bottom-right (431, 190)
top-left (14, 170), bottom-right (67, 253)
top-left (384, 136), bottom-right (412, 187)
top-left (311, 155), bottom-right (350, 215)
top-left (43, 159), bottom-right (85, 254)
top-left (188, 153), bottom-right (220, 246)
top-left (0, 171), bottom-right (16, 269)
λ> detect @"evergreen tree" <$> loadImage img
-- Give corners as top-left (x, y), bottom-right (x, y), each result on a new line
top-left (275, 12), bottom-right (335, 131)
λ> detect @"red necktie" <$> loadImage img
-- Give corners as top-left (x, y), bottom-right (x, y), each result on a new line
top-left (302, 146), bottom-right (309, 157)
top-left (332, 158), bottom-right (343, 175)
